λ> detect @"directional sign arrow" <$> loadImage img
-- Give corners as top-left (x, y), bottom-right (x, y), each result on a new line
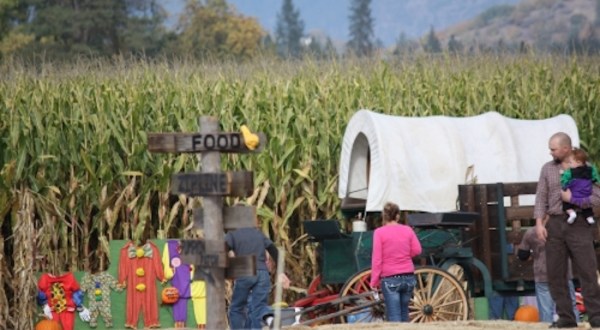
top-left (148, 132), bottom-right (266, 153)
top-left (171, 171), bottom-right (253, 197)
top-left (225, 255), bottom-right (256, 279)
top-left (193, 205), bottom-right (257, 231)
top-left (180, 239), bottom-right (227, 268)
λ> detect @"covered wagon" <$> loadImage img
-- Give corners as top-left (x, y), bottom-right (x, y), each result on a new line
top-left (294, 110), bottom-right (587, 325)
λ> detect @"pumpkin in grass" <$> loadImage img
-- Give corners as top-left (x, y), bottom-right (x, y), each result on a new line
top-left (514, 305), bottom-right (539, 322)
top-left (35, 319), bottom-right (63, 330)
top-left (162, 287), bottom-right (180, 304)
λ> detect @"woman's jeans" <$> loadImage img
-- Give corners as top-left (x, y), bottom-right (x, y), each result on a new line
top-left (229, 270), bottom-right (272, 329)
top-left (381, 274), bottom-right (416, 322)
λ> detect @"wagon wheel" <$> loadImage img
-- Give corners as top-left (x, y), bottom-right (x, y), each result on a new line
top-left (338, 268), bottom-right (385, 323)
top-left (291, 275), bottom-right (341, 326)
top-left (410, 266), bottom-right (469, 322)
top-left (307, 274), bottom-right (336, 296)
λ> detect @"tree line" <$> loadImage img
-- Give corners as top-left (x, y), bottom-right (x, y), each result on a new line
top-left (1, 0), bottom-right (600, 63)
top-left (0, 0), bottom-right (377, 62)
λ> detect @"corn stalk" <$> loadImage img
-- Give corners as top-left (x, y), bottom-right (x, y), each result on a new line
top-left (0, 55), bottom-right (599, 312)
top-left (11, 189), bottom-right (36, 330)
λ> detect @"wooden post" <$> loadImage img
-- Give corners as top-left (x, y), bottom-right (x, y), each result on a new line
top-left (200, 116), bottom-right (227, 329)
top-left (147, 117), bottom-right (265, 328)
top-left (273, 247), bottom-right (285, 329)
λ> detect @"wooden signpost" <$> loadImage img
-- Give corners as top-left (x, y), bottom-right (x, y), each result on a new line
top-left (147, 117), bottom-right (264, 329)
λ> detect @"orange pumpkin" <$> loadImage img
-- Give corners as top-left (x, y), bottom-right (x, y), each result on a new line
top-left (35, 319), bottom-right (63, 330)
top-left (161, 287), bottom-right (180, 304)
top-left (514, 305), bottom-right (539, 322)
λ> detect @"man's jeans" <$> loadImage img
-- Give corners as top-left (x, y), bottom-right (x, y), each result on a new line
top-left (489, 292), bottom-right (519, 320)
top-left (536, 282), bottom-right (554, 322)
top-left (381, 274), bottom-right (416, 322)
top-left (229, 270), bottom-right (271, 330)
top-left (536, 281), bottom-right (580, 323)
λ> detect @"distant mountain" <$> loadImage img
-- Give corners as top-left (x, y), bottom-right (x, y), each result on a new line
top-left (161, 0), bottom-right (521, 47)
top-left (438, 0), bottom-right (599, 50)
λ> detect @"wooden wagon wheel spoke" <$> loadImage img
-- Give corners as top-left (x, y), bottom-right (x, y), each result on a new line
top-left (417, 271), bottom-right (427, 294)
top-left (423, 271), bottom-right (435, 298)
top-left (409, 313), bottom-right (421, 322)
top-left (409, 266), bottom-right (469, 323)
top-left (434, 298), bottom-right (466, 309)
top-left (411, 291), bottom-right (425, 307)
top-left (338, 268), bottom-right (385, 324)
top-left (429, 277), bottom-right (448, 302)
top-left (436, 309), bottom-right (466, 316)
top-left (430, 284), bottom-right (461, 305)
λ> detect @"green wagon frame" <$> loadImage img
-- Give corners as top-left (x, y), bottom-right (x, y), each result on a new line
top-left (292, 181), bottom-right (600, 325)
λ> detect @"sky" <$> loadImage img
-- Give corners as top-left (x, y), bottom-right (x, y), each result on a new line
top-left (162, 0), bottom-right (522, 47)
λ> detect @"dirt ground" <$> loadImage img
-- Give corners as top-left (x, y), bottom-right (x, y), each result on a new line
top-left (158, 320), bottom-right (591, 330)
top-left (287, 320), bottom-right (591, 330)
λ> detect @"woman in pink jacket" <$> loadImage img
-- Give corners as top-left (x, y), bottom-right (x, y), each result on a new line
top-left (370, 202), bottom-right (422, 322)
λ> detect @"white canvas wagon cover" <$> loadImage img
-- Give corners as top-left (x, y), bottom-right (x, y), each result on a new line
top-left (338, 110), bottom-right (579, 213)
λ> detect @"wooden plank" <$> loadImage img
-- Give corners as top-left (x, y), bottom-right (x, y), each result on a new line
top-left (478, 184), bottom-right (493, 278)
top-left (459, 185), bottom-right (483, 276)
top-left (180, 239), bottom-right (227, 268)
top-left (226, 255), bottom-right (256, 279)
top-left (505, 207), bottom-right (600, 221)
top-left (408, 212), bottom-right (479, 227)
top-left (466, 182), bottom-right (537, 200)
top-left (506, 206), bottom-right (534, 220)
top-left (510, 195), bottom-right (520, 208)
top-left (500, 182), bottom-right (538, 196)
top-left (147, 132), bottom-right (266, 153)
top-left (458, 184), bottom-right (476, 211)
top-left (194, 205), bottom-right (257, 231)
top-left (171, 171), bottom-right (253, 197)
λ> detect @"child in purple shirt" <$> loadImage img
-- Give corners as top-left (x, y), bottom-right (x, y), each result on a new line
top-left (561, 148), bottom-right (600, 225)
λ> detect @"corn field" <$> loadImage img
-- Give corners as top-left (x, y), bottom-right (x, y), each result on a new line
top-left (1, 54), bottom-right (599, 329)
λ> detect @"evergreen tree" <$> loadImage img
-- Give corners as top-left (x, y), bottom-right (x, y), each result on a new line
top-left (590, 0), bottom-right (600, 52)
top-left (275, 0), bottom-right (304, 58)
top-left (567, 14), bottom-right (587, 54)
top-left (6, 0), bottom-right (166, 60)
top-left (424, 26), bottom-right (441, 53)
top-left (0, 0), bottom-right (31, 58)
top-left (322, 37), bottom-right (338, 58)
top-left (393, 32), bottom-right (418, 57)
top-left (301, 33), bottom-right (337, 59)
top-left (347, 0), bottom-right (374, 57)
top-left (261, 34), bottom-right (278, 57)
top-left (448, 35), bottom-right (463, 54)
top-left (596, 0), bottom-right (600, 27)
top-left (121, 0), bottom-right (168, 56)
top-left (0, 0), bottom-right (18, 40)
